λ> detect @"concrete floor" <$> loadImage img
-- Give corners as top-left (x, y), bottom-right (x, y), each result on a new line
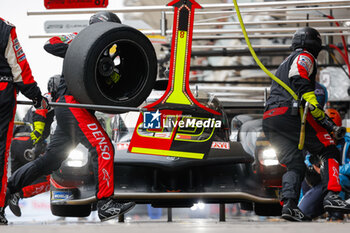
top-left (2, 193), bottom-right (349, 233)
top-left (1, 218), bottom-right (350, 233)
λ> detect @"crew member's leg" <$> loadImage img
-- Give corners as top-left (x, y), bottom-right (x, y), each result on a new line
top-left (263, 113), bottom-right (309, 221)
top-left (61, 95), bottom-right (135, 221)
top-left (6, 102), bottom-right (78, 218)
top-left (0, 83), bottom-right (16, 225)
top-left (7, 98), bottom-right (78, 193)
top-left (298, 183), bottom-right (324, 219)
top-left (63, 95), bottom-right (114, 199)
top-left (304, 115), bottom-right (350, 213)
top-left (7, 123), bottom-right (75, 194)
top-left (9, 134), bottom-right (49, 217)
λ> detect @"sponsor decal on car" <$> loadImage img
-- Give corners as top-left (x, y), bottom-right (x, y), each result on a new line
top-left (176, 134), bottom-right (191, 139)
top-left (51, 191), bottom-right (73, 200)
top-left (154, 132), bottom-right (172, 138)
top-left (211, 141), bottom-right (230, 150)
top-left (117, 142), bottom-right (130, 150)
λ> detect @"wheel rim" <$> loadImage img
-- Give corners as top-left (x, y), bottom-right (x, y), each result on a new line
top-left (94, 39), bottom-right (149, 103)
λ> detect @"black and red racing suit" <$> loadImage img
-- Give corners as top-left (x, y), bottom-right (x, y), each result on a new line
top-left (7, 32), bottom-right (115, 200)
top-left (0, 18), bottom-right (43, 208)
top-left (263, 49), bottom-right (341, 202)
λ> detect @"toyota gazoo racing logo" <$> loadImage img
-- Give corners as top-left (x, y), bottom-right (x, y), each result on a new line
top-left (143, 110), bottom-right (222, 130)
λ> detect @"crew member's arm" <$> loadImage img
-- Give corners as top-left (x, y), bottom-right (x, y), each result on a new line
top-left (43, 33), bottom-right (77, 58)
top-left (4, 27), bottom-right (44, 107)
top-left (41, 110), bottom-right (54, 140)
top-left (339, 164), bottom-right (350, 189)
top-left (340, 164), bottom-right (350, 177)
top-left (289, 52), bottom-right (325, 120)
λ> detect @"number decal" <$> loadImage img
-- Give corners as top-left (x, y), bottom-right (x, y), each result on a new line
top-left (180, 31), bottom-right (185, 38)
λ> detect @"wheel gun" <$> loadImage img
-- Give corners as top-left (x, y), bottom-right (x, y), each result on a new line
top-left (318, 115), bottom-right (346, 140)
top-left (24, 142), bottom-right (46, 161)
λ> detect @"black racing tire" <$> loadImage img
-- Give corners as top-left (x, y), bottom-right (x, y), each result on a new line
top-left (254, 203), bottom-right (282, 216)
top-left (50, 204), bottom-right (92, 217)
top-left (63, 22), bottom-right (157, 113)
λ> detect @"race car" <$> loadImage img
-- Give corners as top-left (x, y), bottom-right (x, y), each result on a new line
top-left (49, 92), bottom-right (285, 218)
top-left (49, 6), bottom-right (285, 219)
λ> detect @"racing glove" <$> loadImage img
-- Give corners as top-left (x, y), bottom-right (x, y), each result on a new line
top-left (33, 95), bottom-right (50, 110)
top-left (30, 109), bottom-right (48, 145)
top-left (31, 120), bottom-right (45, 145)
top-left (304, 154), bottom-right (313, 169)
top-left (302, 91), bottom-right (325, 121)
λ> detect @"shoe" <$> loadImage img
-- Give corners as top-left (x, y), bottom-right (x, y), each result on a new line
top-left (323, 191), bottom-right (350, 213)
top-left (97, 198), bottom-right (135, 222)
top-left (281, 199), bottom-right (311, 222)
top-left (8, 193), bottom-right (21, 217)
top-left (0, 207), bottom-right (8, 225)
top-left (327, 212), bottom-right (344, 222)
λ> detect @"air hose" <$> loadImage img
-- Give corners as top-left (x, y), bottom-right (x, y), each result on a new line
top-left (328, 46), bottom-right (350, 79)
top-left (323, 14), bottom-right (350, 76)
top-left (232, 0), bottom-right (305, 149)
top-left (329, 44), bottom-right (350, 77)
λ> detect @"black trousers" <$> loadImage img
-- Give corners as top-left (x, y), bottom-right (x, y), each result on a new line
top-left (7, 95), bottom-right (115, 199)
top-left (0, 82), bottom-right (16, 207)
top-left (263, 107), bottom-right (341, 202)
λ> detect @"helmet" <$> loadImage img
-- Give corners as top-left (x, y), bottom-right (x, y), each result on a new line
top-left (47, 74), bottom-right (61, 100)
top-left (291, 27), bottom-right (322, 57)
top-left (89, 11), bottom-right (121, 25)
top-left (325, 108), bottom-right (342, 126)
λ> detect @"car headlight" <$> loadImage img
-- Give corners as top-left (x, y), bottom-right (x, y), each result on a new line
top-left (258, 148), bottom-right (279, 166)
top-left (66, 148), bottom-right (88, 167)
top-left (191, 202), bottom-right (205, 211)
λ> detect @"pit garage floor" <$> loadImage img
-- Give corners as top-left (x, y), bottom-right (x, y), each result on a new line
top-left (1, 193), bottom-right (349, 233)
top-left (1, 219), bottom-right (350, 233)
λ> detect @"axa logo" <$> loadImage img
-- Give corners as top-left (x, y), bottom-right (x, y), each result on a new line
top-left (143, 110), bottom-right (161, 129)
